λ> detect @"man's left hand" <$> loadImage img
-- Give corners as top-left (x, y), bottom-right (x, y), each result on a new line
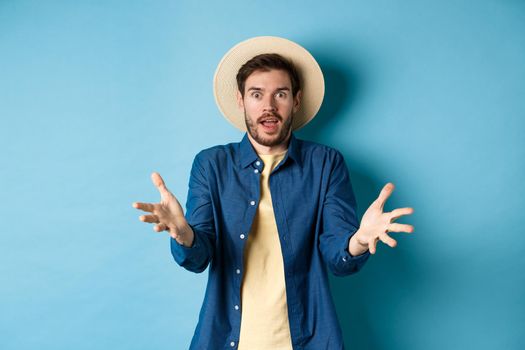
top-left (349, 183), bottom-right (414, 256)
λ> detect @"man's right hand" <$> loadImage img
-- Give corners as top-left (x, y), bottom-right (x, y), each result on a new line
top-left (132, 172), bottom-right (195, 247)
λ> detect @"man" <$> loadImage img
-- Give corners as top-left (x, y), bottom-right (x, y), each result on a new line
top-left (133, 36), bottom-right (414, 349)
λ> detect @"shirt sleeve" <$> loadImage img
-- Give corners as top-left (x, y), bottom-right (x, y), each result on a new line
top-left (170, 151), bottom-right (215, 273)
top-left (318, 150), bottom-right (371, 276)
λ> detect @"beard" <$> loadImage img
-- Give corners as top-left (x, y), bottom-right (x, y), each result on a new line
top-left (244, 109), bottom-right (294, 147)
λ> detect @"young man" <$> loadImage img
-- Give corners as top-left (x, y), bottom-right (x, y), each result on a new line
top-left (133, 36), bottom-right (414, 350)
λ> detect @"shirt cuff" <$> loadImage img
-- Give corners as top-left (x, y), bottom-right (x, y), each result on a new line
top-left (343, 246), bottom-right (370, 261)
top-left (170, 234), bottom-right (201, 262)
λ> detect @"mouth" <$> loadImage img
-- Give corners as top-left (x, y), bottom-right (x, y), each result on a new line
top-left (259, 116), bottom-right (280, 133)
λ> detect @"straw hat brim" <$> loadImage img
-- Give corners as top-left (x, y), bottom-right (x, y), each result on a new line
top-left (213, 36), bottom-right (325, 131)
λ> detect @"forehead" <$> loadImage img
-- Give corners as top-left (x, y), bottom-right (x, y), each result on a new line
top-left (244, 69), bottom-right (292, 88)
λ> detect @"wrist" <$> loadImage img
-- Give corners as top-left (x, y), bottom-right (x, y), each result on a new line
top-left (348, 229), bottom-right (369, 256)
top-left (169, 221), bottom-right (195, 247)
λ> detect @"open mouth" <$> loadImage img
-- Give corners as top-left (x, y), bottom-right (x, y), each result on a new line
top-left (259, 117), bottom-right (280, 132)
top-left (260, 118), bottom-right (279, 126)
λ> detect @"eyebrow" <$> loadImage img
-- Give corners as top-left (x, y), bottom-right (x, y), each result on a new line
top-left (247, 86), bottom-right (291, 92)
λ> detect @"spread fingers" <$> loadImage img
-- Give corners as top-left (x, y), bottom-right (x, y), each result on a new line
top-left (154, 223), bottom-right (169, 232)
top-left (139, 214), bottom-right (159, 223)
top-left (388, 223), bottom-right (414, 233)
top-left (389, 207), bottom-right (414, 221)
top-left (133, 202), bottom-right (155, 213)
top-left (379, 233), bottom-right (398, 248)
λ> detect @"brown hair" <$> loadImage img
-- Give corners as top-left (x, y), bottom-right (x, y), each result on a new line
top-left (236, 53), bottom-right (301, 98)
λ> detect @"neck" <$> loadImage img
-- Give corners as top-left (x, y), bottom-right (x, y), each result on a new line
top-left (247, 132), bottom-right (291, 155)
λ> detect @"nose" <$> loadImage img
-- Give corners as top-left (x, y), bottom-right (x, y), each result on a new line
top-left (262, 94), bottom-right (277, 113)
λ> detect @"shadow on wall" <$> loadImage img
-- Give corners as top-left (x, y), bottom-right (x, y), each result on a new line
top-left (297, 50), bottom-right (421, 350)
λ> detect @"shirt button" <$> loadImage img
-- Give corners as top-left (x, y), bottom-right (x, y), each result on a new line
top-left (342, 256), bottom-right (348, 262)
top-left (256, 161), bottom-right (261, 166)
top-left (234, 305), bottom-right (239, 310)
top-left (236, 269), bottom-right (241, 274)
top-left (240, 234), bottom-right (245, 239)
top-left (254, 169), bottom-right (259, 174)
top-left (230, 341), bottom-right (235, 347)
top-left (250, 200), bottom-right (256, 206)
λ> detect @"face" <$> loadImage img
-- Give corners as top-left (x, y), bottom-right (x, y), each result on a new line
top-left (237, 69), bottom-right (301, 148)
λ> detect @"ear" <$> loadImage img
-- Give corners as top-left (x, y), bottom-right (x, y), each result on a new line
top-left (293, 90), bottom-right (302, 113)
top-left (236, 90), bottom-right (244, 110)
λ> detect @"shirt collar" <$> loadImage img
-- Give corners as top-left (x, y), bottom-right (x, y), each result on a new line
top-left (239, 132), bottom-right (302, 168)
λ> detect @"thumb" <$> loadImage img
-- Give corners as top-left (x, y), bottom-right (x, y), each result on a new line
top-left (151, 172), bottom-right (172, 200)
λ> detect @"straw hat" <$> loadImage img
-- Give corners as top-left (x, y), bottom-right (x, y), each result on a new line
top-left (213, 36), bottom-right (325, 131)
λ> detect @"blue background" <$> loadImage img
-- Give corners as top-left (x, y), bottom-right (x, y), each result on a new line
top-left (1, 1), bottom-right (524, 349)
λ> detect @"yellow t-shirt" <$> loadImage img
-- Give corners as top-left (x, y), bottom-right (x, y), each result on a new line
top-left (238, 151), bottom-right (293, 350)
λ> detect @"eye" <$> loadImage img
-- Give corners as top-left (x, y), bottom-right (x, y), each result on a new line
top-left (276, 91), bottom-right (287, 98)
top-left (251, 92), bottom-right (261, 99)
